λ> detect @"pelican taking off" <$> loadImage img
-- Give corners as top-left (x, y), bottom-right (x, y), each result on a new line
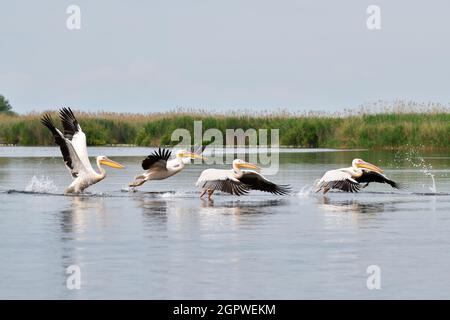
top-left (41, 107), bottom-right (125, 194)
top-left (196, 159), bottom-right (291, 200)
top-left (315, 158), bottom-right (401, 194)
top-left (129, 147), bottom-right (206, 188)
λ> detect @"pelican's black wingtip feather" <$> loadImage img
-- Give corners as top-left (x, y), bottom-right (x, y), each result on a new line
top-left (390, 180), bottom-right (405, 190)
top-left (59, 107), bottom-right (77, 122)
top-left (276, 184), bottom-right (292, 195)
top-left (152, 148), bottom-right (172, 161)
top-left (58, 107), bottom-right (79, 139)
top-left (142, 147), bottom-right (172, 170)
top-left (325, 180), bottom-right (362, 193)
top-left (40, 112), bottom-right (74, 173)
top-left (41, 114), bottom-right (55, 132)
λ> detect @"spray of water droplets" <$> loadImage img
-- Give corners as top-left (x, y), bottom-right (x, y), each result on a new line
top-left (297, 185), bottom-right (315, 198)
top-left (25, 175), bottom-right (58, 193)
top-left (395, 148), bottom-right (437, 193)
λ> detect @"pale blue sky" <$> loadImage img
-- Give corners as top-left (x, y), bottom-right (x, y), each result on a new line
top-left (1, 0), bottom-right (449, 113)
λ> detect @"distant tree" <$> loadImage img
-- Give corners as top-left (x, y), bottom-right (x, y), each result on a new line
top-left (0, 95), bottom-right (14, 114)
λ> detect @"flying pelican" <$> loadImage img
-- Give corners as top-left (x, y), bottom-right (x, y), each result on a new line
top-left (41, 107), bottom-right (125, 194)
top-left (196, 159), bottom-right (291, 200)
top-left (315, 158), bottom-right (401, 194)
top-left (129, 146), bottom-right (206, 188)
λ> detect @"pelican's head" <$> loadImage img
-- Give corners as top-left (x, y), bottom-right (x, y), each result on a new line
top-left (352, 158), bottom-right (383, 173)
top-left (97, 156), bottom-right (125, 169)
top-left (232, 159), bottom-right (260, 172)
top-left (175, 150), bottom-right (206, 162)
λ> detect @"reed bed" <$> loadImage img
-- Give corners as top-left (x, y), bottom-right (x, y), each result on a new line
top-left (0, 102), bottom-right (449, 150)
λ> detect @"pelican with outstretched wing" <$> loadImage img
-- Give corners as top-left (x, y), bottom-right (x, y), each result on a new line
top-left (315, 158), bottom-right (401, 194)
top-left (129, 146), bottom-right (206, 188)
top-left (41, 107), bottom-right (125, 194)
top-left (196, 159), bottom-right (291, 200)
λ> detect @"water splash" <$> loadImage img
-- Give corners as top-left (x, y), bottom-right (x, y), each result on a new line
top-left (297, 185), bottom-right (315, 198)
top-left (159, 191), bottom-right (187, 198)
top-left (123, 186), bottom-right (137, 193)
top-left (423, 167), bottom-right (437, 193)
top-left (25, 175), bottom-right (58, 193)
top-left (397, 149), bottom-right (437, 193)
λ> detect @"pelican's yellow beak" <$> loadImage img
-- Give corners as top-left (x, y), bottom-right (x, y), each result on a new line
top-left (184, 152), bottom-right (207, 160)
top-left (357, 161), bottom-right (383, 173)
top-left (100, 158), bottom-right (125, 169)
top-left (238, 162), bottom-right (260, 171)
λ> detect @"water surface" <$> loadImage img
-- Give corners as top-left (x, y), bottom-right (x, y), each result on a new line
top-left (0, 147), bottom-right (449, 299)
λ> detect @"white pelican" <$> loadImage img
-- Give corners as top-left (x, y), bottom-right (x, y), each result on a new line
top-left (129, 147), bottom-right (206, 188)
top-left (315, 158), bottom-right (401, 194)
top-left (196, 159), bottom-right (291, 200)
top-left (41, 108), bottom-right (125, 194)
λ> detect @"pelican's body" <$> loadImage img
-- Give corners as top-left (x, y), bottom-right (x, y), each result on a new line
top-left (196, 159), bottom-right (291, 200)
top-left (129, 147), bottom-right (205, 188)
top-left (316, 158), bottom-right (401, 194)
top-left (64, 156), bottom-right (117, 193)
top-left (41, 108), bottom-right (124, 194)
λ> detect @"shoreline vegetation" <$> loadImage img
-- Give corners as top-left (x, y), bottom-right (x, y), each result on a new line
top-left (0, 102), bottom-right (449, 150)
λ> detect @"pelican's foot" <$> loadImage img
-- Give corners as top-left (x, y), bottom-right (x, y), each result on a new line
top-left (129, 176), bottom-right (147, 188)
top-left (207, 189), bottom-right (214, 201)
top-left (128, 183), bottom-right (141, 188)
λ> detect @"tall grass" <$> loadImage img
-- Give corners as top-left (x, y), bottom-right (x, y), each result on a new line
top-left (0, 104), bottom-right (449, 150)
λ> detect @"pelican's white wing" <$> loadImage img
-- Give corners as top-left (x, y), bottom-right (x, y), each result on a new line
top-left (316, 168), bottom-right (361, 193)
top-left (196, 169), bottom-right (249, 196)
top-left (59, 108), bottom-right (94, 173)
top-left (71, 130), bottom-right (91, 170)
top-left (41, 114), bottom-right (90, 178)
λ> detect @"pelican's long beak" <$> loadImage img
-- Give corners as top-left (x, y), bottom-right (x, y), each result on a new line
top-left (238, 162), bottom-right (261, 172)
top-left (357, 161), bottom-right (383, 173)
top-left (185, 152), bottom-right (207, 160)
top-left (100, 158), bottom-right (125, 169)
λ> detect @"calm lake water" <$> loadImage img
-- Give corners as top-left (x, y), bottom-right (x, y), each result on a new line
top-left (0, 146), bottom-right (449, 299)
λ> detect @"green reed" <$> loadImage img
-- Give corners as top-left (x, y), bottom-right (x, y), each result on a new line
top-left (0, 107), bottom-right (448, 150)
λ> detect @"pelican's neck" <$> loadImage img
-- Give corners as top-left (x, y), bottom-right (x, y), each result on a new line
top-left (177, 156), bottom-right (190, 166)
top-left (232, 163), bottom-right (243, 178)
top-left (351, 165), bottom-right (363, 178)
top-left (165, 157), bottom-right (185, 175)
top-left (96, 157), bottom-right (107, 180)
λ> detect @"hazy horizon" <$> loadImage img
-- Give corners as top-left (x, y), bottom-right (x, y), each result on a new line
top-left (1, 1), bottom-right (450, 114)
top-left (3, 100), bottom-right (449, 117)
